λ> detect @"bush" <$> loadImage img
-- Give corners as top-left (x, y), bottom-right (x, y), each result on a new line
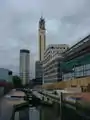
top-left (12, 75), bottom-right (22, 88)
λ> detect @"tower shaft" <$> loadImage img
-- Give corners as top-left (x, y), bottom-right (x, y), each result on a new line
top-left (39, 17), bottom-right (46, 61)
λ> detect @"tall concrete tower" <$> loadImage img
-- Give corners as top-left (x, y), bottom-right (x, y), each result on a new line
top-left (39, 16), bottom-right (46, 61)
top-left (20, 49), bottom-right (30, 85)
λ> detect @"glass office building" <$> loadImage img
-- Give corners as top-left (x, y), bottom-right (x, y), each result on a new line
top-left (61, 53), bottom-right (90, 80)
top-left (0, 68), bottom-right (12, 82)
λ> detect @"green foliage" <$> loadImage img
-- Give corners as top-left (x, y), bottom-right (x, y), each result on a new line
top-left (12, 75), bottom-right (22, 88)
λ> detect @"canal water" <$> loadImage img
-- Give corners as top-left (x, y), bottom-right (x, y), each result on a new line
top-left (40, 102), bottom-right (60, 120)
top-left (29, 107), bottom-right (40, 120)
top-left (14, 102), bottom-right (60, 120)
top-left (29, 102), bottom-right (60, 120)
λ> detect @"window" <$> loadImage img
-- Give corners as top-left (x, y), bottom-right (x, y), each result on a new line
top-left (51, 46), bottom-right (54, 49)
top-left (85, 64), bottom-right (90, 70)
top-left (39, 36), bottom-right (41, 60)
top-left (8, 71), bottom-right (12, 75)
top-left (85, 70), bottom-right (90, 76)
top-left (75, 71), bottom-right (84, 77)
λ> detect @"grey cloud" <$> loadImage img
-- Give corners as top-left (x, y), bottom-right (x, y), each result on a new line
top-left (0, 0), bottom-right (90, 78)
top-left (41, 0), bottom-right (86, 19)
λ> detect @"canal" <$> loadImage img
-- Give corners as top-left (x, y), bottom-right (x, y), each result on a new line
top-left (14, 102), bottom-right (60, 120)
top-left (1, 90), bottom-right (90, 120)
top-left (14, 100), bottom-right (90, 120)
top-left (1, 99), bottom-right (90, 120)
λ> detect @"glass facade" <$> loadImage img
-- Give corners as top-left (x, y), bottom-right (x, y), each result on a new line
top-left (0, 87), bottom-right (4, 97)
top-left (63, 64), bottom-right (90, 80)
top-left (0, 68), bottom-right (12, 82)
top-left (61, 53), bottom-right (90, 80)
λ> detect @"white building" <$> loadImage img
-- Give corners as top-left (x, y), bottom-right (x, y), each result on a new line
top-left (20, 49), bottom-right (30, 85)
top-left (43, 44), bottom-right (69, 65)
top-left (43, 44), bottom-right (69, 84)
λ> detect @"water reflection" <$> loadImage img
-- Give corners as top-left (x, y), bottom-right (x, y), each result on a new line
top-left (29, 107), bottom-right (40, 120)
top-left (0, 87), bottom-right (4, 97)
top-left (14, 102), bottom-right (60, 120)
top-left (40, 102), bottom-right (60, 120)
top-left (14, 107), bottom-right (39, 120)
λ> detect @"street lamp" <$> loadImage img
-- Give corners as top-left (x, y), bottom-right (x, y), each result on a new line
top-left (42, 67), bottom-right (44, 85)
top-left (60, 92), bottom-right (62, 120)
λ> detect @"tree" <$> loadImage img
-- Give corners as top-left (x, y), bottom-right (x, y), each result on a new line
top-left (12, 75), bottom-right (22, 88)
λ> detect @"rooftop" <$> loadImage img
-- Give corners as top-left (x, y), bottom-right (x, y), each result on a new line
top-left (20, 49), bottom-right (30, 53)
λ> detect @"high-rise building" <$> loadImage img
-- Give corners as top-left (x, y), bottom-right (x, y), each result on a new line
top-left (20, 49), bottom-right (30, 85)
top-left (39, 16), bottom-right (46, 61)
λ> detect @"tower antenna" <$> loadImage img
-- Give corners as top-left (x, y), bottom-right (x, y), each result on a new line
top-left (41, 12), bottom-right (44, 19)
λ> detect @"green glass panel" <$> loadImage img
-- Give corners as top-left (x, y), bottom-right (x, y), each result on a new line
top-left (61, 53), bottom-right (90, 70)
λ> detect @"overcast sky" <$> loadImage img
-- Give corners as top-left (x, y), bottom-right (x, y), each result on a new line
top-left (0, 0), bottom-right (90, 78)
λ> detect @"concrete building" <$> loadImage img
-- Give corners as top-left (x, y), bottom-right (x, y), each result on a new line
top-left (39, 16), bottom-right (46, 61)
top-left (44, 44), bottom-right (69, 64)
top-left (43, 44), bottom-right (69, 84)
top-left (20, 49), bottom-right (30, 85)
top-left (35, 61), bottom-right (43, 85)
top-left (0, 68), bottom-right (12, 82)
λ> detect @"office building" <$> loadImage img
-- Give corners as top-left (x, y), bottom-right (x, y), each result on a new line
top-left (0, 68), bottom-right (12, 82)
top-left (35, 61), bottom-right (43, 85)
top-left (61, 35), bottom-right (90, 81)
top-left (39, 16), bottom-right (46, 61)
top-left (20, 49), bottom-right (30, 85)
top-left (44, 44), bottom-right (69, 64)
top-left (43, 44), bottom-right (69, 84)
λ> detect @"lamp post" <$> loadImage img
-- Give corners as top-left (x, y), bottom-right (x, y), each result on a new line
top-left (60, 92), bottom-right (62, 120)
top-left (42, 67), bottom-right (44, 85)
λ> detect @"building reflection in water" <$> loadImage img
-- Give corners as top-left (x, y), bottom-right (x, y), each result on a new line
top-left (29, 107), bottom-right (40, 120)
top-left (14, 107), bottom-right (40, 120)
